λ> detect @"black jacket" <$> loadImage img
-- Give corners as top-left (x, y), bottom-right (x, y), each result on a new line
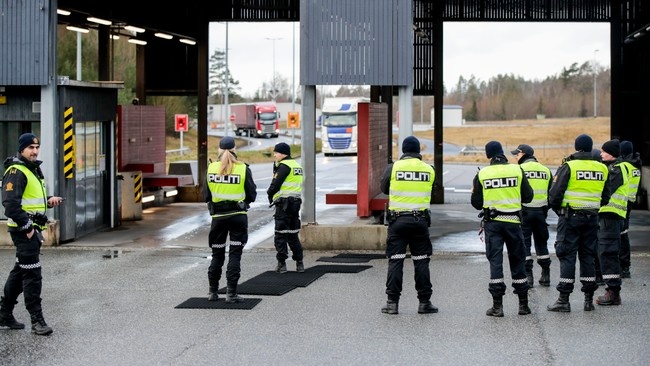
top-left (1, 155), bottom-right (46, 231)
top-left (470, 154), bottom-right (534, 210)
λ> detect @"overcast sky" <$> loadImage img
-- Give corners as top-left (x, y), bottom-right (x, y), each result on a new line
top-left (209, 21), bottom-right (611, 98)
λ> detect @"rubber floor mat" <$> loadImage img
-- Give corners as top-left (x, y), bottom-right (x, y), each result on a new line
top-left (217, 283), bottom-right (296, 296)
top-left (305, 264), bottom-right (373, 273)
top-left (317, 256), bottom-right (376, 263)
top-left (175, 297), bottom-right (262, 310)
top-left (241, 270), bottom-right (324, 287)
top-left (335, 253), bottom-right (386, 260)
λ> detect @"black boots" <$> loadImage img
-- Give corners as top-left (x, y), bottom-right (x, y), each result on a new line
top-left (381, 301), bottom-right (398, 315)
top-left (486, 297), bottom-right (504, 317)
top-left (296, 261), bottom-right (305, 273)
top-left (380, 301), bottom-right (437, 314)
top-left (526, 270), bottom-right (534, 287)
top-left (418, 301), bottom-right (438, 314)
top-left (30, 313), bottom-right (53, 336)
top-left (208, 278), bottom-right (219, 301)
top-left (0, 313), bottom-right (25, 330)
top-left (547, 292), bottom-right (571, 312)
top-left (518, 293), bottom-right (531, 315)
top-left (208, 288), bottom-right (219, 301)
top-left (584, 291), bottom-right (595, 311)
top-left (275, 261), bottom-right (287, 273)
top-left (538, 267), bottom-right (550, 287)
top-left (0, 297), bottom-right (24, 330)
top-left (225, 287), bottom-right (243, 303)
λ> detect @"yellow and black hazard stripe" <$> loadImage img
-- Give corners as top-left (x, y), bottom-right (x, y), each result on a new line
top-left (63, 107), bottom-right (75, 179)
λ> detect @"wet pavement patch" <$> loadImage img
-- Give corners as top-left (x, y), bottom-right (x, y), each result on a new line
top-left (175, 297), bottom-right (262, 309)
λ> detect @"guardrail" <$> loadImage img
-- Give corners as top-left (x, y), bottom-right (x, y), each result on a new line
top-left (166, 147), bottom-right (191, 155)
top-left (459, 146), bottom-right (484, 155)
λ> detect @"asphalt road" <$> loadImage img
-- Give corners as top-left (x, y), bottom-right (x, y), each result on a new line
top-left (0, 246), bottom-right (648, 365)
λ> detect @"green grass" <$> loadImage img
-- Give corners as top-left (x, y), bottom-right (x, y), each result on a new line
top-left (166, 131), bottom-right (320, 165)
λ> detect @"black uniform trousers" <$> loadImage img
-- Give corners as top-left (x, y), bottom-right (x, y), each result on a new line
top-left (385, 215), bottom-right (433, 303)
top-left (619, 205), bottom-right (633, 269)
top-left (3, 231), bottom-right (43, 316)
top-left (208, 214), bottom-right (248, 290)
top-left (483, 220), bottom-right (529, 297)
top-left (554, 211), bottom-right (599, 294)
top-left (521, 207), bottom-right (551, 271)
top-left (273, 198), bottom-right (303, 263)
top-left (598, 216), bottom-right (623, 291)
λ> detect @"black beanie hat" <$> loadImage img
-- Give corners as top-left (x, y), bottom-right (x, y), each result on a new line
top-left (620, 141), bottom-right (633, 156)
top-left (402, 136), bottom-right (421, 154)
top-left (574, 134), bottom-right (593, 152)
top-left (485, 141), bottom-right (504, 159)
top-left (18, 133), bottom-right (40, 152)
top-left (601, 139), bottom-right (620, 158)
top-left (273, 142), bottom-right (291, 156)
top-left (219, 136), bottom-right (235, 150)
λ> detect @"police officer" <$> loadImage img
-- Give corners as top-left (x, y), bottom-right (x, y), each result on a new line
top-left (472, 141), bottom-right (534, 317)
top-left (595, 139), bottom-right (628, 306)
top-left (203, 136), bottom-right (257, 303)
top-left (618, 141), bottom-right (642, 278)
top-left (379, 136), bottom-right (437, 315)
top-left (547, 134), bottom-right (610, 312)
top-left (267, 142), bottom-right (305, 273)
top-left (511, 144), bottom-right (553, 287)
top-left (1, 133), bottom-right (63, 335)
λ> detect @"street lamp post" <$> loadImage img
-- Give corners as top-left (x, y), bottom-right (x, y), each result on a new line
top-left (593, 49), bottom-right (599, 118)
top-left (265, 37), bottom-right (282, 101)
top-left (291, 24), bottom-right (296, 144)
top-left (224, 22), bottom-right (230, 136)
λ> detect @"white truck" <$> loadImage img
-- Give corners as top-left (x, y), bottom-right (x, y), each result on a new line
top-left (320, 97), bottom-right (370, 156)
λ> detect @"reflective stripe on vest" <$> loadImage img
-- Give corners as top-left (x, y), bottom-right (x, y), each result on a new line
top-left (478, 164), bottom-right (523, 223)
top-left (520, 161), bottom-right (551, 208)
top-left (620, 161), bottom-right (641, 203)
top-left (273, 159), bottom-right (303, 201)
top-left (388, 158), bottom-right (434, 212)
top-left (207, 162), bottom-right (246, 217)
top-left (562, 160), bottom-right (608, 210)
top-left (599, 162), bottom-right (629, 218)
top-left (4, 164), bottom-right (48, 228)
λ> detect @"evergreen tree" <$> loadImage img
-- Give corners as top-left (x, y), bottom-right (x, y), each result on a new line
top-left (208, 50), bottom-right (241, 101)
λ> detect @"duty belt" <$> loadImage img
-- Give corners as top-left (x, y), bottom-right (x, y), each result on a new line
top-left (390, 210), bottom-right (428, 217)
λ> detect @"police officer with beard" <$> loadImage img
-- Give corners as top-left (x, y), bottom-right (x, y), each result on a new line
top-left (472, 141), bottom-right (534, 317)
top-left (1, 133), bottom-right (63, 335)
top-left (595, 139), bottom-right (628, 306)
top-left (203, 136), bottom-right (257, 303)
top-left (379, 136), bottom-right (437, 315)
top-left (547, 134), bottom-right (610, 312)
top-left (510, 144), bottom-right (553, 287)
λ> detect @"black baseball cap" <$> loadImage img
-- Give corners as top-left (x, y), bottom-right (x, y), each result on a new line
top-left (510, 144), bottom-right (534, 156)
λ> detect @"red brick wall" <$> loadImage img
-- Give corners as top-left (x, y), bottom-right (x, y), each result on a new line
top-left (117, 105), bottom-right (166, 173)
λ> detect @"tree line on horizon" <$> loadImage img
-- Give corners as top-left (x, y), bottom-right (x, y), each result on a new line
top-left (56, 29), bottom-right (610, 133)
top-left (444, 62), bottom-right (611, 121)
